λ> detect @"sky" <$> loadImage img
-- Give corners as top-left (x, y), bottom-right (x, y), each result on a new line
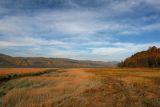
top-left (0, 0), bottom-right (160, 61)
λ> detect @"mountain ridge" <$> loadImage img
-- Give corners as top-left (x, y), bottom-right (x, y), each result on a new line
top-left (0, 53), bottom-right (117, 68)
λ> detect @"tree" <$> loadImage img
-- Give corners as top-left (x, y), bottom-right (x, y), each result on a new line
top-left (118, 46), bottom-right (160, 68)
top-left (156, 55), bottom-right (160, 67)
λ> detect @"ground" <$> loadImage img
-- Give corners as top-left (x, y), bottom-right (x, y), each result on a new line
top-left (0, 68), bottom-right (160, 107)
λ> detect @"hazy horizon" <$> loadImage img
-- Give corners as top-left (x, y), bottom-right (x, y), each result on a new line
top-left (0, 0), bottom-right (160, 61)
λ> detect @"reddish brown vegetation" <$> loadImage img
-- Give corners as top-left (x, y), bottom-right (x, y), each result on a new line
top-left (0, 53), bottom-right (116, 68)
top-left (0, 68), bottom-right (51, 76)
top-left (119, 46), bottom-right (160, 67)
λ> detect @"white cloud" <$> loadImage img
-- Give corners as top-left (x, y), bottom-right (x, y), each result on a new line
top-left (90, 42), bottom-right (160, 61)
top-left (0, 36), bottom-right (69, 48)
top-left (0, 0), bottom-right (160, 61)
top-left (109, 0), bottom-right (139, 13)
top-left (0, 8), bottom-right (160, 38)
top-left (92, 47), bottom-right (126, 55)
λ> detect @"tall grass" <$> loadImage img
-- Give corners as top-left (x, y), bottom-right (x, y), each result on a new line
top-left (0, 68), bottom-right (160, 107)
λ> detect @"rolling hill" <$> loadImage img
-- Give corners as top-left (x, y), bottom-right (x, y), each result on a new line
top-left (0, 53), bottom-right (117, 68)
top-left (118, 46), bottom-right (160, 67)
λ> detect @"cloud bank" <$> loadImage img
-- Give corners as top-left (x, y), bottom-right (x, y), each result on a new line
top-left (0, 0), bottom-right (160, 61)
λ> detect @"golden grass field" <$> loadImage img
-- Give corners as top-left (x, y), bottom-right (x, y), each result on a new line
top-left (0, 68), bottom-right (160, 107)
top-left (0, 68), bottom-right (53, 76)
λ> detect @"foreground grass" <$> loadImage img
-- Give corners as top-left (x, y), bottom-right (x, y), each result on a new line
top-left (0, 69), bottom-right (58, 82)
top-left (0, 68), bottom-right (160, 107)
top-left (0, 68), bottom-right (53, 76)
top-left (86, 68), bottom-right (160, 107)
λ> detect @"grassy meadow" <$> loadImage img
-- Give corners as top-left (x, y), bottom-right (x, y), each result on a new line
top-left (0, 68), bottom-right (160, 107)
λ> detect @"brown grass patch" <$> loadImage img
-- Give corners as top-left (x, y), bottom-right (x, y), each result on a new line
top-left (0, 68), bottom-right (54, 76)
top-left (0, 68), bottom-right (160, 107)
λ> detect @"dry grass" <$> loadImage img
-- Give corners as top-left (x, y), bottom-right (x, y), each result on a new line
top-left (0, 68), bottom-right (54, 76)
top-left (0, 68), bottom-right (160, 107)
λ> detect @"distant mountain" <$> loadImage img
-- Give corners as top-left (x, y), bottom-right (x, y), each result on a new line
top-left (0, 53), bottom-right (117, 68)
top-left (118, 46), bottom-right (160, 68)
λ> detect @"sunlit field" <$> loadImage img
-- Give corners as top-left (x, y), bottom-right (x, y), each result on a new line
top-left (0, 68), bottom-right (160, 107)
top-left (0, 68), bottom-right (53, 76)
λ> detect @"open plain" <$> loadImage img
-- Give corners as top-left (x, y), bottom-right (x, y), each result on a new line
top-left (0, 68), bottom-right (160, 107)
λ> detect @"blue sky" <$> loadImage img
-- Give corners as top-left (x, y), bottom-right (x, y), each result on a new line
top-left (0, 0), bottom-right (160, 61)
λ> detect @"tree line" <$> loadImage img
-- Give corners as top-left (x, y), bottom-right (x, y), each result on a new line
top-left (118, 46), bottom-right (160, 68)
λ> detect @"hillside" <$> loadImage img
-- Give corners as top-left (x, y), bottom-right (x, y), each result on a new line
top-left (119, 46), bottom-right (160, 67)
top-left (0, 53), bottom-right (116, 68)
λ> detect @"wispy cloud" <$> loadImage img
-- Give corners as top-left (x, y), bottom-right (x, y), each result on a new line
top-left (0, 36), bottom-right (69, 49)
top-left (1, 10), bottom-right (160, 37)
top-left (90, 42), bottom-right (160, 61)
top-left (0, 0), bottom-right (160, 61)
